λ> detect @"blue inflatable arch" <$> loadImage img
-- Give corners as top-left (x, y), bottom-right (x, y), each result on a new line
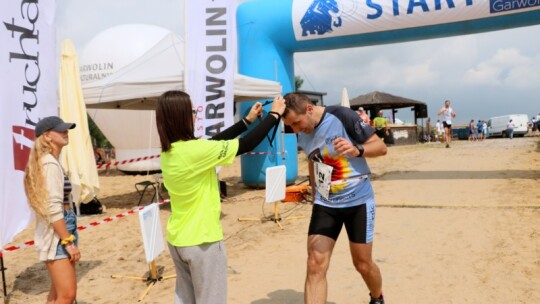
top-left (237, 0), bottom-right (540, 186)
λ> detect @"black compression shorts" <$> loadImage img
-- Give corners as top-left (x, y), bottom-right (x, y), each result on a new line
top-left (308, 201), bottom-right (376, 244)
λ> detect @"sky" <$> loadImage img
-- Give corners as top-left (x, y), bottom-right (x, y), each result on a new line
top-left (57, 0), bottom-right (540, 125)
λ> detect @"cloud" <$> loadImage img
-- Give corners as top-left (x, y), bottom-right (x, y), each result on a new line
top-left (349, 58), bottom-right (439, 88)
top-left (463, 48), bottom-right (539, 88)
top-left (296, 34), bottom-right (482, 95)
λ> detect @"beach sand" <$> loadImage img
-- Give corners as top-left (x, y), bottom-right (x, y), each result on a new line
top-left (3, 137), bottom-right (540, 303)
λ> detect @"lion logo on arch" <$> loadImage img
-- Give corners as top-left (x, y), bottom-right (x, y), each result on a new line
top-left (300, 0), bottom-right (343, 37)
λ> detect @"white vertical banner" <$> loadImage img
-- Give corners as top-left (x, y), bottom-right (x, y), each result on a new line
top-left (186, 0), bottom-right (237, 139)
top-left (1, 1), bottom-right (58, 247)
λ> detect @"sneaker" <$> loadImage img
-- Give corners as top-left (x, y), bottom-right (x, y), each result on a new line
top-left (369, 293), bottom-right (384, 304)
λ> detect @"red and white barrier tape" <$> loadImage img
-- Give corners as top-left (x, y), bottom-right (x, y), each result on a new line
top-left (2, 199), bottom-right (170, 253)
top-left (244, 151), bottom-right (287, 155)
top-left (97, 150), bottom-right (288, 168)
top-left (96, 154), bottom-right (160, 169)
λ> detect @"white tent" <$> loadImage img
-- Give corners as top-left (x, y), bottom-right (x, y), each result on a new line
top-left (81, 31), bottom-right (281, 172)
top-left (82, 32), bottom-right (281, 110)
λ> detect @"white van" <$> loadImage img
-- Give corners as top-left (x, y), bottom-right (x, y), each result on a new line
top-left (487, 114), bottom-right (529, 137)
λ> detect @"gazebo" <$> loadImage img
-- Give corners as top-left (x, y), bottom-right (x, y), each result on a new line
top-left (349, 91), bottom-right (429, 145)
top-left (349, 91), bottom-right (428, 124)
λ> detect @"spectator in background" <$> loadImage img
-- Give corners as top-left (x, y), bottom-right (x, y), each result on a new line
top-left (536, 115), bottom-right (540, 136)
top-left (482, 120), bottom-right (488, 139)
top-left (468, 119), bottom-right (476, 142)
top-left (373, 110), bottom-right (389, 143)
top-left (435, 119), bottom-right (444, 143)
top-left (477, 120), bottom-right (484, 141)
top-left (358, 107), bottom-right (371, 125)
top-left (507, 119), bottom-right (515, 139)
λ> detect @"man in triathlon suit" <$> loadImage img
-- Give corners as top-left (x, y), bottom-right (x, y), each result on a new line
top-left (437, 99), bottom-right (457, 148)
top-left (282, 93), bottom-right (388, 304)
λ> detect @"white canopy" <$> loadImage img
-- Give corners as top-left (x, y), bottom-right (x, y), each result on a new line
top-left (82, 32), bottom-right (281, 109)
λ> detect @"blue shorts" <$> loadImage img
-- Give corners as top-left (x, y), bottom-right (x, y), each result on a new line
top-left (53, 209), bottom-right (79, 260)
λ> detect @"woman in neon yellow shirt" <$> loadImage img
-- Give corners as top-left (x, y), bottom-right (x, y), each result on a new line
top-left (156, 91), bottom-right (285, 304)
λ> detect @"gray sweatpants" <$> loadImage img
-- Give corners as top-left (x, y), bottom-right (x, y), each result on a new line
top-left (168, 241), bottom-right (227, 304)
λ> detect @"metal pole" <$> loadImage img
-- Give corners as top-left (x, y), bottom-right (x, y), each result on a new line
top-left (1, 252), bottom-right (8, 303)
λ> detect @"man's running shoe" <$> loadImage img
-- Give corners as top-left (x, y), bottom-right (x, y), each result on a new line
top-left (369, 293), bottom-right (384, 304)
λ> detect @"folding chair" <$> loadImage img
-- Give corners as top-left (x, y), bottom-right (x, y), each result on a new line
top-left (135, 174), bottom-right (163, 206)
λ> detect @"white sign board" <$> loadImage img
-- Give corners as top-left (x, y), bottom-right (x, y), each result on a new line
top-left (265, 165), bottom-right (286, 203)
top-left (138, 203), bottom-right (165, 263)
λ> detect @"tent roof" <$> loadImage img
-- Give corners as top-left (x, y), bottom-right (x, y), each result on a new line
top-left (349, 91), bottom-right (426, 110)
top-left (82, 32), bottom-right (281, 110)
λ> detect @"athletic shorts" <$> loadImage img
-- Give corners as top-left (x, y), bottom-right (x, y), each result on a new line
top-left (443, 121), bottom-right (452, 129)
top-left (375, 128), bottom-right (386, 140)
top-left (308, 198), bottom-right (376, 244)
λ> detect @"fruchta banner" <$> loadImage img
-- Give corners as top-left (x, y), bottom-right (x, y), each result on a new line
top-left (1, 0), bottom-right (58, 247)
top-left (186, 0), bottom-right (237, 139)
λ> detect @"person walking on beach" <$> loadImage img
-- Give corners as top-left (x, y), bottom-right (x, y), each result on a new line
top-left (282, 93), bottom-right (387, 304)
top-left (435, 119), bottom-right (444, 143)
top-left (24, 116), bottom-right (80, 304)
top-left (437, 99), bottom-right (456, 148)
top-left (468, 119), bottom-right (476, 142)
top-left (507, 119), bottom-right (515, 139)
top-left (155, 91), bottom-right (285, 304)
top-left (477, 120), bottom-right (484, 141)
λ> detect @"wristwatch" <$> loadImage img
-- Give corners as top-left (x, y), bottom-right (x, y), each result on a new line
top-left (356, 145), bottom-right (364, 157)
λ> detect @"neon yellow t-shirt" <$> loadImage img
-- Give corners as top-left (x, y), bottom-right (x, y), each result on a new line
top-left (161, 139), bottom-right (239, 247)
top-left (373, 117), bottom-right (387, 130)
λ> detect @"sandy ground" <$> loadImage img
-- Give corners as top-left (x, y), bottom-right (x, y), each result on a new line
top-left (3, 137), bottom-right (540, 304)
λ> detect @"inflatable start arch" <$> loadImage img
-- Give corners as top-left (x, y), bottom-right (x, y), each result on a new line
top-left (237, 0), bottom-right (540, 186)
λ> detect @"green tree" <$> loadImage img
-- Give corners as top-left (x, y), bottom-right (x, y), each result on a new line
top-left (88, 115), bottom-right (113, 148)
top-left (295, 75), bottom-right (304, 91)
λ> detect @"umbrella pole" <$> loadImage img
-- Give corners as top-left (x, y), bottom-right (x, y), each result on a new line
top-left (1, 252), bottom-right (8, 304)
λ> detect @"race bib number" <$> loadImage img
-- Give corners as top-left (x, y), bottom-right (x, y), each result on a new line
top-left (314, 162), bottom-right (333, 200)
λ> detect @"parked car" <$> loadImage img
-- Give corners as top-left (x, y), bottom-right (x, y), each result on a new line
top-left (487, 114), bottom-right (528, 138)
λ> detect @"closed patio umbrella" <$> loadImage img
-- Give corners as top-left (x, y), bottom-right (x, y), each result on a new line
top-left (59, 39), bottom-right (100, 213)
top-left (341, 87), bottom-right (351, 108)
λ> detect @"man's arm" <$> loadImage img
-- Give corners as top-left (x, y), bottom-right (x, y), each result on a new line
top-left (333, 134), bottom-right (387, 158)
top-left (437, 107), bottom-right (445, 115)
top-left (308, 158), bottom-right (315, 202)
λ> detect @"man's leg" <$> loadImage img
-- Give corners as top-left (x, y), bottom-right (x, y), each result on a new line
top-left (349, 242), bottom-right (383, 298)
top-left (305, 234), bottom-right (336, 304)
